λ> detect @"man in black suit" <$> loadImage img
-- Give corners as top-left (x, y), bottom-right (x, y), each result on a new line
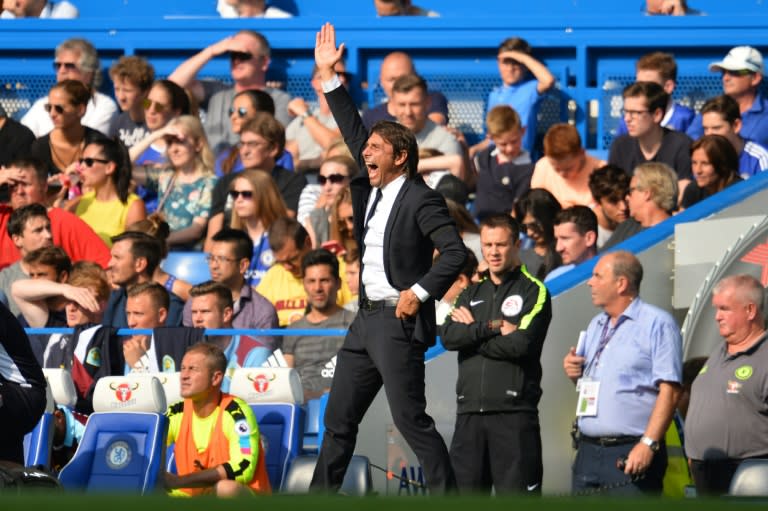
top-left (310, 23), bottom-right (466, 495)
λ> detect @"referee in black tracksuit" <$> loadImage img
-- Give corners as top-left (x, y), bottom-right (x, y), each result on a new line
top-left (441, 214), bottom-right (551, 495)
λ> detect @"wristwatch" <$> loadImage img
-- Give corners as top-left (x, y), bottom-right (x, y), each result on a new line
top-left (640, 435), bottom-right (660, 452)
top-left (300, 111), bottom-right (312, 121)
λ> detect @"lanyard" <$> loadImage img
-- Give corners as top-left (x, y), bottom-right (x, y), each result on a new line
top-left (584, 315), bottom-right (627, 377)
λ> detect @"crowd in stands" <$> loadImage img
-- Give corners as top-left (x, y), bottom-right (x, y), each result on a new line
top-left (1, 20), bottom-right (768, 497)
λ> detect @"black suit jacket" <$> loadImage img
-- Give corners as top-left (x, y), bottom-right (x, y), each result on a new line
top-left (324, 85), bottom-right (467, 346)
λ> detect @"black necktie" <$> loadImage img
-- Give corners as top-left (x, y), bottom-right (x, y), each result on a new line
top-left (364, 188), bottom-right (383, 230)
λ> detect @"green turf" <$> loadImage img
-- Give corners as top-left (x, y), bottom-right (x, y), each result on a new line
top-left (1, 493), bottom-right (762, 511)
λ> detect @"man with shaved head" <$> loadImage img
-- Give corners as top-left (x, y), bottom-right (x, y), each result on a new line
top-left (362, 50), bottom-right (449, 130)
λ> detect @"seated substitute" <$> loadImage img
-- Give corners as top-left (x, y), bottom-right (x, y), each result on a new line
top-left (165, 343), bottom-right (271, 496)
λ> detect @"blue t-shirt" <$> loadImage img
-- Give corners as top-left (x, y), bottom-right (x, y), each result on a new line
top-left (739, 139), bottom-right (768, 178)
top-left (687, 92), bottom-right (768, 148)
top-left (245, 232), bottom-right (274, 287)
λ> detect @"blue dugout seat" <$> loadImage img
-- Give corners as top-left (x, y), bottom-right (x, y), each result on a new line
top-left (58, 375), bottom-right (168, 494)
top-left (161, 252), bottom-right (211, 285)
top-left (252, 402), bottom-right (304, 490)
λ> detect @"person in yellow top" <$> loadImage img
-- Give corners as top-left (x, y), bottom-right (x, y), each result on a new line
top-left (257, 217), bottom-right (352, 326)
top-left (164, 343), bottom-right (271, 497)
top-left (71, 137), bottom-right (146, 246)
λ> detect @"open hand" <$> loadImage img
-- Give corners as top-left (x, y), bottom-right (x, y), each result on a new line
top-left (314, 23), bottom-right (345, 81)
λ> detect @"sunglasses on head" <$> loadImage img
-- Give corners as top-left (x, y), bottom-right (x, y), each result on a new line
top-left (78, 157), bottom-right (110, 167)
top-left (44, 104), bottom-right (66, 114)
top-left (53, 62), bottom-right (78, 71)
top-left (142, 98), bottom-right (167, 113)
top-left (318, 173), bottom-right (347, 185)
top-left (228, 106), bottom-right (249, 118)
top-left (229, 190), bottom-right (254, 200)
top-left (229, 51), bottom-right (254, 62)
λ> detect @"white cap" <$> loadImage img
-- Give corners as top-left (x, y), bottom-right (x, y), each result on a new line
top-left (709, 46), bottom-right (764, 75)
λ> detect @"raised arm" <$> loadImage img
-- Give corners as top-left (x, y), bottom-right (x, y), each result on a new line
top-left (168, 36), bottom-right (244, 103)
top-left (12, 279), bottom-right (100, 328)
top-left (499, 50), bottom-right (555, 94)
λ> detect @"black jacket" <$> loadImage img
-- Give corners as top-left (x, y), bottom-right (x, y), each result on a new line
top-left (325, 85), bottom-right (467, 346)
top-left (440, 265), bottom-right (551, 414)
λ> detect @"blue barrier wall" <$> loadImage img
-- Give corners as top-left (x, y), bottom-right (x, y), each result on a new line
top-left (1, 9), bottom-right (768, 148)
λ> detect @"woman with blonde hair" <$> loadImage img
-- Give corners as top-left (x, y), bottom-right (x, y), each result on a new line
top-left (133, 114), bottom-right (216, 249)
top-left (328, 186), bottom-right (356, 256)
top-left (229, 169), bottom-right (288, 286)
top-left (304, 154), bottom-right (358, 247)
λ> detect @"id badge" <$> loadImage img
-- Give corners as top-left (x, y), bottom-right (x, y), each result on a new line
top-left (576, 379), bottom-right (600, 417)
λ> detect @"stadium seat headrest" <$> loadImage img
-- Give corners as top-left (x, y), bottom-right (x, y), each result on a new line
top-left (92, 375), bottom-right (167, 413)
top-left (146, 372), bottom-right (181, 406)
top-left (229, 367), bottom-right (304, 405)
top-left (42, 368), bottom-right (78, 409)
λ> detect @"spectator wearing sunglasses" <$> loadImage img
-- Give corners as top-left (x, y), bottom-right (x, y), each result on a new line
top-left (132, 115), bottom-right (216, 250)
top-left (285, 63), bottom-right (345, 173)
top-left (21, 38), bottom-right (117, 138)
top-left (109, 56), bottom-right (155, 148)
top-left (1, 0), bottom-right (78, 18)
top-left (128, 80), bottom-right (192, 167)
top-left (304, 155), bottom-right (357, 248)
top-left (688, 46), bottom-right (768, 148)
top-left (227, 169), bottom-right (288, 286)
top-left (206, 113), bottom-right (307, 250)
top-left (69, 137), bottom-right (146, 246)
top-left (513, 188), bottom-right (562, 281)
top-left (28, 80), bottom-right (103, 178)
top-left (168, 30), bottom-right (292, 152)
top-left (215, 89), bottom-right (294, 175)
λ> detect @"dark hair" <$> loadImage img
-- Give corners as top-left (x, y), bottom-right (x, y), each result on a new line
top-left (460, 249), bottom-right (479, 279)
top-left (301, 248), bottom-right (340, 280)
top-left (85, 137), bottom-right (133, 203)
top-left (152, 79), bottom-right (191, 116)
top-left (391, 74), bottom-right (428, 96)
top-left (8, 203), bottom-right (48, 237)
top-left (185, 342), bottom-right (228, 374)
top-left (370, 120), bottom-right (419, 179)
top-left (446, 199), bottom-right (479, 234)
top-left (110, 231), bottom-right (162, 277)
top-left (51, 79), bottom-right (91, 107)
top-left (479, 213), bottom-right (521, 241)
top-left (554, 205), bottom-right (598, 236)
top-left (701, 95), bottom-right (741, 125)
top-left (589, 164), bottom-right (631, 203)
top-left (622, 81), bottom-right (669, 115)
top-left (498, 37), bottom-right (532, 55)
top-left (23, 246), bottom-right (72, 276)
top-left (240, 113), bottom-right (286, 155)
top-left (9, 158), bottom-right (47, 185)
top-left (234, 89), bottom-right (275, 116)
top-left (268, 216), bottom-right (308, 253)
top-left (636, 51), bottom-right (678, 82)
top-left (190, 281), bottom-right (234, 312)
top-left (127, 281), bottom-right (170, 311)
top-left (212, 228), bottom-right (254, 263)
top-left (513, 189), bottom-right (563, 279)
top-left (125, 216), bottom-right (170, 259)
top-left (690, 134), bottom-right (740, 192)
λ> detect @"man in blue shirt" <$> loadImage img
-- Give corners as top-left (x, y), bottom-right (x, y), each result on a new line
top-left (688, 46), bottom-right (768, 148)
top-left (563, 251), bottom-right (682, 495)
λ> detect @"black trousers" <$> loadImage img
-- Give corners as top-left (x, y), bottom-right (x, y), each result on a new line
top-left (450, 411), bottom-right (542, 495)
top-left (690, 459), bottom-right (742, 496)
top-left (310, 306), bottom-right (456, 494)
top-left (0, 380), bottom-right (46, 463)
